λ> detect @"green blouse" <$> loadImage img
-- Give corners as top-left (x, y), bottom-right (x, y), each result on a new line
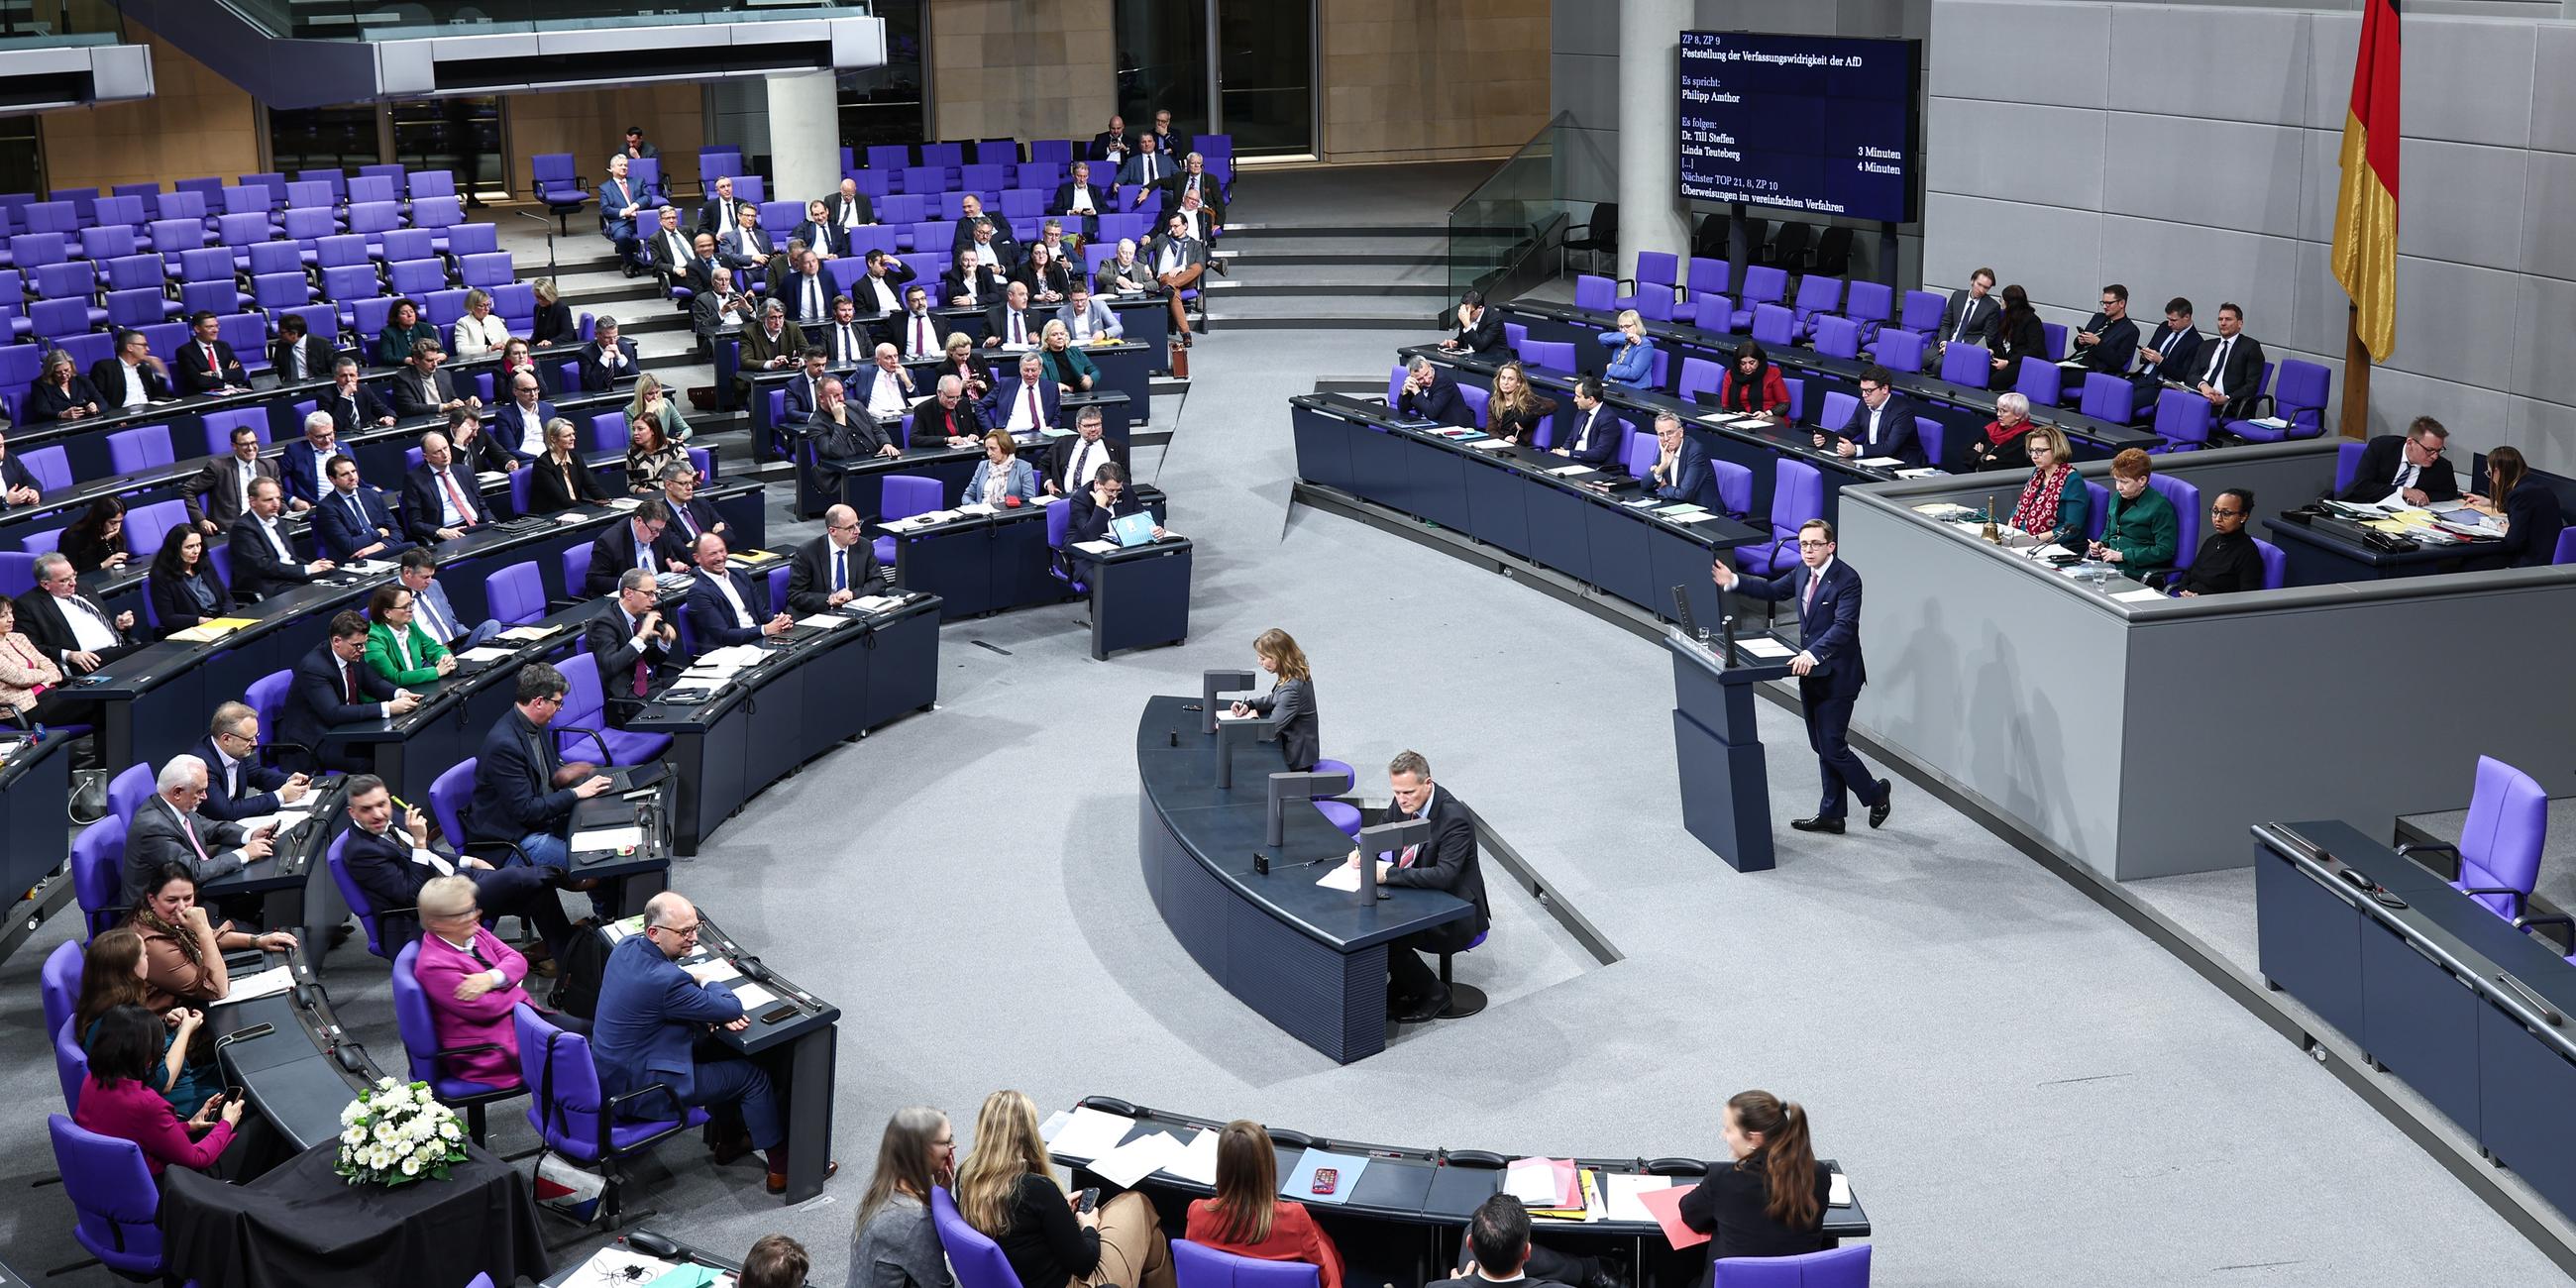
top-left (365, 619), bottom-right (451, 687)
top-left (2100, 484), bottom-right (2179, 575)
top-left (1042, 345), bottom-right (1100, 390)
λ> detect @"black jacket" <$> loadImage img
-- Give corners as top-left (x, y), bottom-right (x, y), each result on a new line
top-left (1374, 784), bottom-right (1490, 952)
top-left (2189, 332), bottom-right (2266, 421)
top-left (1676, 1156), bottom-right (1831, 1274)
top-left (87, 357), bottom-right (171, 405)
top-left (148, 566), bottom-right (233, 635)
top-left (582, 600), bottom-right (688, 704)
top-left (2338, 434), bottom-right (2460, 503)
top-left (226, 513), bottom-right (315, 600)
top-left (171, 339), bottom-right (248, 396)
top-left (1450, 308), bottom-right (1504, 354)
top-left (785, 533), bottom-right (884, 612)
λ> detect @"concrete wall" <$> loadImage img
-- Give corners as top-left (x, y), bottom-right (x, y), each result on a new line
top-left (928, 0), bottom-right (1116, 146)
top-left (42, 25), bottom-right (260, 193)
top-left (1923, 0), bottom-right (2576, 475)
top-left (1318, 0), bottom-right (1551, 163)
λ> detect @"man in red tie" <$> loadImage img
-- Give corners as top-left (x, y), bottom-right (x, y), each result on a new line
top-left (172, 310), bottom-right (248, 397)
top-left (986, 353), bottom-right (1056, 440)
top-left (278, 610), bottom-right (422, 773)
top-left (584, 568), bottom-right (685, 720)
top-left (401, 430), bottom-right (487, 544)
top-left (1342, 750), bottom-right (1491, 1023)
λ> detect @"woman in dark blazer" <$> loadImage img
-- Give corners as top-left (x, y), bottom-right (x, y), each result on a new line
top-left (146, 524), bottom-right (232, 636)
top-left (24, 348), bottom-right (102, 423)
top-left (1228, 627), bottom-right (1318, 772)
top-left (1482, 362), bottom-right (1557, 447)
top-left (530, 278), bottom-right (577, 348)
top-left (59, 495), bottom-right (130, 573)
top-left (1986, 283), bottom-right (2046, 390)
top-left (528, 416), bottom-right (606, 513)
top-left (2468, 445), bottom-right (2567, 570)
top-left (375, 297), bottom-right (440, 367)
top-left (1676, 1090), bottom-right (1833, 1274)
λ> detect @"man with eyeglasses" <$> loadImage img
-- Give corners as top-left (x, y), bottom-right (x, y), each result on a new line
top-left (1815, 366), bottom-right (1923, 468)
top-left (584, 497), bottom-right (677, 598)
top-left (593, 891), bottom-right (836, 1195)
top-left (2065, 282), bottom-right (2139, 380)
top-left (281, 610), bottom-right (422, 774)
top-left (190, 700), bottom-right (311, 824)
top-left (468, 662), bottom-right (615, 889)
top-left (14, 551), bottom-right (138, 672)
top-left (788, 504), bottom-right (884, 613)
top-left (1710, 518), bottom-right (1892, 835)
top-left (2337, 414), bottom-right (2458, 507)
top-left (2159, 487), bottom-right (2268, 596)
top-left (120, 753), bottom-right (277, 906)
top-left (411, 874), bottom-right (588, 1097)
top-left (342, 772), bottom-right (573, 956)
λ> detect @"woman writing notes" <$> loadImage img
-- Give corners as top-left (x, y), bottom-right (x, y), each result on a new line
top-left (1226, 628), bottom-right (1318, 772)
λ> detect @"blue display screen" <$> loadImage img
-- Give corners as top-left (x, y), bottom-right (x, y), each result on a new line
top-left (1677, 31), bottom-right (1922, 224)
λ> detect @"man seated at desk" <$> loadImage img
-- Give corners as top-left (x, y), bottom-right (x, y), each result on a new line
top-left (90, 328), bottom-right (173, 411)
top-left (852, 344), bottom-right (918, 423)
top-left (1067, 462), bottom-right (1164, 544)
top-left (320, 359), bottom-right (398, 443)
top-left (0, 425), bottom-right (46, 509)
top-left (1340, 750), bottom-right (1489, 1023)
top-left (2337, 416), bottom-right (2458, 506)
top-left (171, 310), bottom-right (250, 397)
top-left (227, 478), bottom-right (336, 600)
top-left (14, 551), bottom-right (141, 674)
top-left (281, 410), bottom-right (349, 509)
top-left (494, 372), bottom-right (556, 463)
top-left (686, 532), bottom-right (793, 647)
top-left (1045, 405), bottom-right (1126, 496)
top-left (812, 378), bottom-right (902, 466)
top-left (1813, 365), bottom-right (1924, 468)
top-left (579, 318), bottom-right (641, 393)
top-left (692, 267), bottom-right (757, 341)
top-left (1439, 288), bottom-right (1503, 355)
top-left (588, 569), bottom-right (688, 720)
top-left (1553, 377), bottom-right (1623, 468)
top-left (656, 461), bottom-right (728, 548)
top-left (2064, 283), bottom-right (2139, 383)
top-left (396, 548), bottom-right (503, 653)
top-left (390, 340), bottom-right (478, 420)
top-left (465, 664), bottom-right (616, 918)
top-left (342, 772), bottom-right (573, 956)
top-left (2087, 449), bottom-right (2178, 579)
top-left (194, 700), bottom-right (312, 825)
top-left (1646, 411), bottom-right (1711, 504)
top-left (1452, 1194), bottom-right (1618, 1288)
top-left (2188, 302), bottom-right (2264, 422)
top-left (851, 249), bottom-right (914, 320)
top-left (594, 891), bottom-right (831, 1194)
top-left (893, 284), bottom-right (944, 360)
top-left (179, 424), bottom-right (277, 537)
top-left (1059, 282), bottom-right (1124, 344)
top-left (281, 610), bottom-right (422, 772)
top-left (403, 430), bottom-right (491, 545)
top-left (984, 352), bottom-right (1061, 439)
top-left (911, 376), bottom-right (992, 450)
top-left (941, 247), bottom-right (1005, 311)
top-left (780, 348), bottom-right (833, 428)
top-left (811, 296), bottom-right (866, 371)
top-left (984, 280), bottom-right (1046, 350)
top-left (313, 456), bottom-right (416, 563)
top-left (120, 753), bottom-right (276, 907)
top-left (586, 498), bottom-right (678, 597)
top-left (2129, 297), bottom-right (2202, 414)
top-left (1096, 238), bottom-right (1153, 297)
top-left (788, 505), bottom-right (885, 613)
top-left (1395, 356), bottom-right (1471, 427)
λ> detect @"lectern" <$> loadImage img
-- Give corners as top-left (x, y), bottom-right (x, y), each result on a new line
top-left (1664, 628), bottom-right (1791, 872)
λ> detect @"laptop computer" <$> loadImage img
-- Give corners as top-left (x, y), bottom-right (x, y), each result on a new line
top-left (1108, 511), bottom-right (1159, 547)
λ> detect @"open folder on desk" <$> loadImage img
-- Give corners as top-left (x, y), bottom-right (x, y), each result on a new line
top-left (1504, 1156), bottom-right (1580, 1209)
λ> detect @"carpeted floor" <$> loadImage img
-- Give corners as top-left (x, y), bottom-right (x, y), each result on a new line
top-left (0, 167), bottom-right (2561, 1287)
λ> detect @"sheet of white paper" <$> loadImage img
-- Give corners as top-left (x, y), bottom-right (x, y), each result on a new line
top-left (1548, 465), bottom-right (1593, 477)
top-left (1316, 864), bottom-right (1360, 892)
top-left (1502, 1160), bottom-right (1564, 1207)
top-left (1216, 708), bottom-right (1258, 721)
top-left (1829, 1171), bottom-right (1852, 1206)
top-left (1666, 512), bottom-right (1719, 524)
top-left (2111, 588), bottom-right (2166, 603)
top-left (225, 964), bottom-right (296, 1003)
top-left (1738, 637), bottom-right (1795, 659)
top-left (1044, 1106), bottom-right (1134, 1159)
top-left (553, 511), bottom-right (588, 524)
top-left (797, 613), bottom-right (852, 629)
top-left (1168, 1129), bottom-right (1222, 1186)
top-left (1090, 1131), bottom-right (1187, 1187)
top-left (460, 646), bottom-right (515, 662)
top-left (1893, 467), bottom-right (1942, 480)
top-left (1467, 438), bottom-right (1510, 451)
top-left (573, 825), bottom-right (645, 853)
top-left (693, 959), bottom-right (743, 983)
top-left (726, 982), bottom-right (777, 1011)
top-left (1073, 539), bottom-right (1119, 554)
top-left (1039, 1110), bottom-right (1071, 1142)
top-left (573, 1248), bottom-right (678, 1283)
top-left (1604, 1173), bottom-right (1674, 1224)
top-left (956, 502), bottom-right (998, 515)
top-left (1855, 456), bottom-right (1904, 467)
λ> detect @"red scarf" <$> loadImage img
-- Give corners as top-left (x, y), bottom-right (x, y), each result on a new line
top-left (1986, 415), bottom-right (2032, 446)
top-left (2012, 463), bottom-right (2073, 535)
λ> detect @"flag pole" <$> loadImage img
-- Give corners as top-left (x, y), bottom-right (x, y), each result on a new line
top-left (2339, 303), bottom-right (2371, 440)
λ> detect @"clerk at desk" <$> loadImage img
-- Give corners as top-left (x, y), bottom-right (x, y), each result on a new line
top-left (1342, 750), bottom-right (1489, 1023)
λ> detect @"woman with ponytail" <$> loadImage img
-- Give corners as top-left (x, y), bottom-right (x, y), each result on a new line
top-left (1676, 1090), bottom-right (1832, 1271)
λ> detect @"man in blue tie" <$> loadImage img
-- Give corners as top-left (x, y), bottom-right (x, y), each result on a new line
top-left (315, 456), bottom-right (416, 562)
top-left (1709, 519), bottom-right (1892, 835)
top-left (786, 504), bottom-right (883, 613)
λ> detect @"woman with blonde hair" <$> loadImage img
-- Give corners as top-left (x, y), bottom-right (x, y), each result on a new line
top-left (1484, 362), bottom-right (1558, 447)
top-left (1226, 628), bottom-right (1318, 772)
top-left (1183, 1121), bottom-right (1342, 1288)
top-left (954, 1090), bottom-right (1174, 1288)
top-left (625, 371), bottom-right (695, 444)
top-left (452, 287), bottom-right (509, 357)
top-left (1595, 308), bottom-right (1657, 390)
top-left (849, 1105), bottom-right (957, 1288)
top-left (2006, 423), bottom-right (2087, 550)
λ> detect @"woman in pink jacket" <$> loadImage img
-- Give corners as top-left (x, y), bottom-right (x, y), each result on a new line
top-left (410, 874), bottom-right (586, 1086)
top-left (73, 1005), bottom-right (242, 1177)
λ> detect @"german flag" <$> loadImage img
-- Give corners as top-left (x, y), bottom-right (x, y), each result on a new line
top-left (2332, 0), bottom-right (2401, 362)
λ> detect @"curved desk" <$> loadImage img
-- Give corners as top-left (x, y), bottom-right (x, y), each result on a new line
top-left (1049, 1094), bottom-right (1870, 1286)
top-left (1136, 695), bottom-right (1472, 1063)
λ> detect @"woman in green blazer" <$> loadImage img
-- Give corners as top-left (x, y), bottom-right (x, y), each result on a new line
top-left (363, 584), bottom-right (456, 687)
top-left (1039, 320), bottom-right (1100, 392)
top-left (2089, 448), bottom-right (2179, 578)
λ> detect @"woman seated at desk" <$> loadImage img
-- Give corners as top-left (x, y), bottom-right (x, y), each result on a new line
top-left (1717, 341), bottom-right (1790, 419)
top-left (72, 1003), bottom-right (245, 1178)
top-left (955, 1089), bottom-right (1176, 1288)
top-left (364, 583), bottom-right (456, 687)
top-left (74, 927), bottom-right (221, 1115)
top-left (626, 372), bottom-right (694, 445)
top-left (61, 495), bottom-right (131, 573)
top-left (25, 347), bottom-right (102, 423)
top-left (1484, 361), bottom-right (1557, 447)
top-left (529, 417), bottom-right (607, 513)
top-left (963, 430), bottom-right (1039, 505)
top-left (129, 862), bottom-right (296, 1010)
top-left (1040, 321), bottom-right (1099, 393)
top-left (1183, 1121), bottom-right (1343, 1288)
top-left (625, 417), bottom-right (688, 495)
top-left (2158, 487), bottom-right (2265, 596)
top-left (147, 525), bottom-right (233, 636)
top-left (1677, 1090), bottom-right (1833, 1263)
top-left (1986, 283), bottom-right (2046, 390)
top-left (1226, 627), bottom-right (1318, 772)
top-left (531, 278), bottom-right (576, 349)
top-left (2006, 424), bottom-right (2087, 550)
top-left (941, 333), bottom-right (993, 402)
top-left (1964, 392), bottom-right (2036, 473)
top-left (376, 297), bottom-right (440, 368)
top-left (2465, 445), bottom-right (2566, 570)
top-left (1596, 309), bottom-right (1657, 391)
top-left (2088, 448), bottom-right (2177, 578)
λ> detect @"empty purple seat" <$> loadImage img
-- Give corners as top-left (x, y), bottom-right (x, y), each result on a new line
top-left (348, 173), bottom-right (398, 206)
top-left (78, 224), bottom-right (137, 263)
top-left (346, 200), bottom-right (400, 243)
top-left (154, 189), bottom-right (209, 224)
top-left (221, 184), bottom-right (268, 220)
top-left (387, 258), bottom-right (447, 296)
top-left (106, 424), bottom-right (172, 474)
top-left (30, 297), bottom-right (96, 341)
top-left (105, 288), bottom-right (172, 329)
top-left (444, 221), bottom-right (498, 258)
top-left (321, 263), bottom-right (379, 302)
top-left (457, 252), bottom-right (511, 288)
top-left (380, 227), bottom-right (434, 264)
top-left (281, 205), bottom-right (337, 249)
top-left (315, 233), bottom-right (370, 269)
top-left (247, 239), bottom-right (301, 278)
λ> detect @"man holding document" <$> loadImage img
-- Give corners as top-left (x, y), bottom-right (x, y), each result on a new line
top-left (1710, 520), bottom-right (1892, 836)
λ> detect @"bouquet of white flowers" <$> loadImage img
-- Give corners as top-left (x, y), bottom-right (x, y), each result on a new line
top-left (333, 1076), bottom-right (470, 1188)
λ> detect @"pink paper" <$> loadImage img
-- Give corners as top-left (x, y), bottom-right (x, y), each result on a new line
top-left (1637, 1184), bottom-right (1709, 1249)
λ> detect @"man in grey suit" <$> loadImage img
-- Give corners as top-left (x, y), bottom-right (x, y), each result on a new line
top-left (178, 422), bottom-right (282, 536)
top-left (1926, 267), bottom-right (1998, 373)
top-left (1055, 282), bottom-right (1124, 344)
top-left (121, 755), bottom-right (277, 908)
top-left (397, 548), bottom-right (502, 651)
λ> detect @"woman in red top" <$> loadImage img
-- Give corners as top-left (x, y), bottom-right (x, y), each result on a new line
top-left (1715, 342), bottom-right (1789, 419)
top-left (71, 1004), bottom-right (241, 1177)
top-left (1183, 1121), bottom-right (1343, 1288)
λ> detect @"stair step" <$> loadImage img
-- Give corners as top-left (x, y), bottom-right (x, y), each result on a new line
top-left (1220, 249), bottom-right (1448, 268)
top-left (1223, 221), bottom-right (1449, 239)
top-left (1213, 280), bottom-right (1451, 299)
top-left (1220, 234), bottom-right (1449, 260)
top-left (1207, 314), bottom-right (1433, 332)
top-left (1205, 293), bottom-right (1438, 321)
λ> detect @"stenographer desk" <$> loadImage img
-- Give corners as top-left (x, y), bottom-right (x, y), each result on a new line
top-left (1136, 695), bottom-right (1473, 1063)
top-left (2255, 821), bottom-right (2576, 1226)
top-left (2261, 513), bottom-right (2479, 584)
top-left (625, 593), bottom-right (943, 854)
top-left (1069, 534), bottom-right (1194, 658)
top-left (685, 913), bottom-right (841, 1204)
top-left (1049, 1095), bottom-right (1870, 1286)
top-left (1289, 392), bottom-right (1761, 632)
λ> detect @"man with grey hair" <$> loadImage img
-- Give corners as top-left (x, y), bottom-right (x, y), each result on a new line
top-left (281, 408), bottom-right (346, 509)
top-left (737, 299), bottom-right (805, 403)
top-left (910, 375), bottom-right (990, 451)
top-left (658, 459), bottom-right (729, 545)
top-left (121, 753), bottom-right (276, 905)
top-left (14, 550), bottom-right (136, 671)
top-left (1396, 356), bottom-right (1472, 428)
top-left (989, 351), bottom-right (1058, 437)
top-left (193, 700), bottom-right (311, 824)
top-left (1342, 749), bottom-right (1490, 1022)
top-left (1095, 237), bottom-right (1150, 295)
top-left (585, 567), bottom-right (686, 712)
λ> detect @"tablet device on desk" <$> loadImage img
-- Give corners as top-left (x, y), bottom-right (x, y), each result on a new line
top-left (1109, 511), bottom-right (1159, 547)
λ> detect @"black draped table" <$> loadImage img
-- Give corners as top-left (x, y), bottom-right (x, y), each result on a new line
top-left (160, 1140), bottom-right (549, 1288)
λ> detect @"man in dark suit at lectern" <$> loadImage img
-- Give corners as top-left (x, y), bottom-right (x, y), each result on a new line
top-left (1710, 518), bottom-right (1891, 836)
top-left (1342, 749), bottom-right (1490, 1023)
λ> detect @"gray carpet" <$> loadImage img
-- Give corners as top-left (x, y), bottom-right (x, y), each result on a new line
top-left (0, 171), bottom-right (2562, 1287)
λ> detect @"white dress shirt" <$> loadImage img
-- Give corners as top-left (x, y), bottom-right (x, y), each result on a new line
top-left (866, 371), bottom-right (909, 419)
top-left (704, 570), bottom-right (753, 627)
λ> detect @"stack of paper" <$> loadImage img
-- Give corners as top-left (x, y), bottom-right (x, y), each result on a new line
top-left (1603, 1173), bottom-right (1677, 1224)
top-left (796, 613), bottom-right (855, 630)
top-left (1504, 1157), bottom-right (1579, 1209)
top-left (1042, 1105), bottom-right (1134, 1158)
top-left (957, 502), bottom-right (999, 516)
top-left (2110, 588), bottom-right (2167, 603)
top-left (573, 825), bottom-right (645, 854)
top-left (1072, 539), bottom-right (1119, 555)
top-left (1467, 438), bottom-right (1511, 451)
top-left (852, 594), bottom-right (904, 612)
top-left (1091, 1131), bottom-right (1188, 1186)
top-left (604, 497), bottom-right (643, 511)
top-left (1315, 864), bottom-right (1361, 892)
top-left (1168, 1129), bottom-right (1222, 1186)
top-left (1738, 637), bottom-right (1794, 660)
top-left (168, 616), bottom-right (257, 643)
top-left (1030, 492), bottom-right (1066, 505)
top-left (1855, 456), bottom-right (1905, 468)
top-left (497, 625), bottom-right (561, 642)
top-left (459, 646), bottom-right (516, 663)
top-left (226, 964), bottom-right (297, 1003)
